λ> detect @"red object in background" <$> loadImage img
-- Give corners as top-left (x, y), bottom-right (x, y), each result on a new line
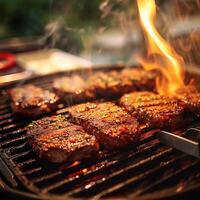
top-left (0, 52), bottom-right (16, 72)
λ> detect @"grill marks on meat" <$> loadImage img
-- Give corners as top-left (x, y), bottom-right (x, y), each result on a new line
top-left (27, 115), bottom-right (99, 163)
top-left (9, 85), bottom-right (59, 117)
top-left (90, 68), bottom-right (158, 95)
top-left (119, 92), bottom-right (185, 129)
top-left (9, 68), bottom-right (200, 165)
top-left (53, 75), bottom-right (95, 103)
top-left (66, 102), bottom-right (140, 150)
top-left (121, 68), bottom-right (158, 91)
top-left (53, 68), bottom-right (158, 103)
top-left (180, 93), bottom-right (200, 118)
top-left (175, 86), bottom-right (200, 118)
top-left (87, 71), bottom-right (133, 98)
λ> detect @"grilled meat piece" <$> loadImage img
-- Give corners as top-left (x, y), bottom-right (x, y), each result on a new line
top-left (175, 84), bottom-right (198, 94)
top-left (53, 68), bottom-right (158, 103)
top-left (67, 102), bottom-right (140, 150)
top-left (119, 92), bottom-right (185, 129)
top-left (121, 68), bottom-right (158, 91)
top-left (53, 75), bottom-right (95, 103)
top-left (27, 115), bottom-right (99, 163)
top-left (88, 68), bottom-right (158, 97)
top-left (175, 86), bottom-right (200, 118)
top-left (87, 71), bottom-right (133, 98)
top-left (9, 85), bottom-right (59, 117)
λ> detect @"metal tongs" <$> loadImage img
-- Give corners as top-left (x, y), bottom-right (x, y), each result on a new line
top-left (156, 128), bottom-right (200, 158)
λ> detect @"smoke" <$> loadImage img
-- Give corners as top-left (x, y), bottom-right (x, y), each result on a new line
top-left (163, 0), bottom-right (200, 67)
top-left (99, 0), bottom-right (137, 33)
top-left (85, 0), bottom-right (143, 65)
top-left (44, 17), bottom-right (85, 54)
top-left (41, 0), bottom-right (141, 64)
top-left (40, 0), bottom-right (200, 66)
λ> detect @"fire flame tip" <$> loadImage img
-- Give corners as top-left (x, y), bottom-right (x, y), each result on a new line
top-left (136, 0), bottom-right (186, 95)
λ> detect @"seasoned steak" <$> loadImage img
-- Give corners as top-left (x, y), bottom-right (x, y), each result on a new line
top-left (9, 85), bottom-right (59, 117)
top-left (88, 68), bottom-right (158, 98)
top-left (67, 102), bottom-right (140, 150)
top-left (53, 75), bottom-right (95, 103)
top-left (53, 68), bottom-right (158, 104)
top-left (27, 115), bottom-right (99, 163)
top-left (121, 68), bottom-right (158, 91)
top-left (119, 92), bottom-right (184, 129)
top-left (87, 71), bottom-right (133, 98)
top-left (175, 86), bottom-right (200, 118)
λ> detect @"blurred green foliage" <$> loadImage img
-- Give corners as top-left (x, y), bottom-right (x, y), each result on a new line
top-left (0, 0), bottom-right (101, 39)
top-left (0, 0), bottom-right (49, 38)
top-left (0, 0), bottom-right (102, 53)
top-left (0, 0), bottom-right (136, 54)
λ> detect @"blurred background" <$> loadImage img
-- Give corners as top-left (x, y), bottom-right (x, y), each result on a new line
top-left (0, 0), bottom-right (200, 75)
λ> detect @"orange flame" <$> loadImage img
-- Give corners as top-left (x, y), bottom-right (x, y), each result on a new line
top-left (137, 0), bottom-right (185, 95)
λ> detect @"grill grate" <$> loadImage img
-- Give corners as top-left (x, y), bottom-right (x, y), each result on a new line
top-left (0, 67), bottom-right (200, 200)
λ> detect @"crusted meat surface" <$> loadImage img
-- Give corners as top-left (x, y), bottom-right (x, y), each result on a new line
top-left (87, 71), bottom-right (133, 97)
top-left (67, 102), bottom-right (140, 150)
top-left (119, 92), bottom-right (184, 129)
top-left (27, 115), bottom-right (99, 163)
top-left (53, 68), bottom-right (158, 103)
top-left (175, 86), bottom-right (200, 118)
top-left (53, 75), bottom-right (95, 103)
top-left (121, 68), bottom-right (158, 91)
top-left (9, 85), bottom-right (59, 117)
top-left (88, 68), bottom-right (158, 97)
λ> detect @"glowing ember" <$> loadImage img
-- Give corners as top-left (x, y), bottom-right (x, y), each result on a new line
top-left (137, 0), bottom-right (185, 95)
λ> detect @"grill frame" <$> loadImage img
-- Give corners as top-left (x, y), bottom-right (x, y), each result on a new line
top-left (0, 64), bottom-right (200, 200)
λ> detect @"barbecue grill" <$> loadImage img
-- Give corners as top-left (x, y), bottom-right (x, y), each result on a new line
top-left (0, 65), bottom-right (200, 200)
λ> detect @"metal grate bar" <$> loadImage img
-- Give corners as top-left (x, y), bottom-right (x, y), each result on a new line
top-left (2, 142), bottom-right (29, 156)
top-left (0, 98), bottom-right (9, 104)
top-left (0, 123), bottom-right (28, 134)
top-left (14, 136), bottom-right (156, 181)
top-left (42, 146), bottom-right (173, 194)
top-left (132, 160), bottom-right (200, 197)
top-left (0, 109), bottom-right (11, 115)
top-left (26, 137), bottom-right (159, 185)
top-left (10, 150), bottom-right (32, 161)
top-left (0, 105), bottom-right (9, 110)
top-left (17, 159), bottom-right (37, 168)
top-left (78, 154), bottom-right (187, 198)
top-left (32, 172), bottom-right (63, 184)
top-left (0, 129), bottom-right (26, 141)
top-left (0, 118), bottom-right (14, 127)
top-left (67, 149), bottom-right (180, 197)
top-left (0, 135), bottom-right (27, 147)
top-left (23, 167), bottom-right (42, 175)
top-left (0, 113), bottom-right (12, 121)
